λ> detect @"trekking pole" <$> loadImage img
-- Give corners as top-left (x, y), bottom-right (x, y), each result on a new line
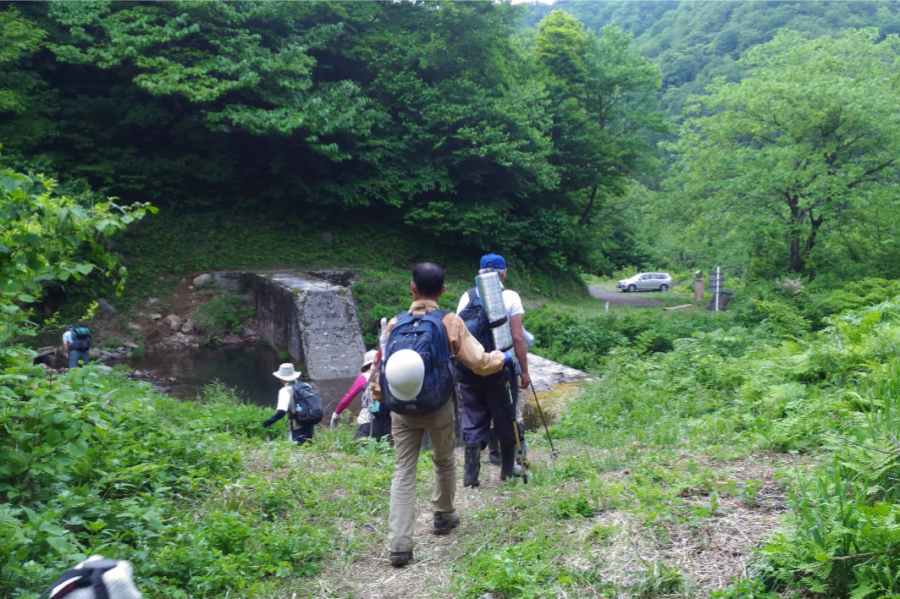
top-left (529, 381), bottom-right (559, 458)
top-left (505, 378), bottom-right (528, 484)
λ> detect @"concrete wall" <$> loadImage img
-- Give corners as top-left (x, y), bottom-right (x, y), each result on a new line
top-left (253, 272), bottom-right (366, 380)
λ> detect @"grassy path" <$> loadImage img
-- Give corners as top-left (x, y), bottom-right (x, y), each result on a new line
top-left (293, 424), bottom-right (810, 598)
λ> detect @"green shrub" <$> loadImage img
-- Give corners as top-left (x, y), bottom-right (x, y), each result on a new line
top-left (759, 358), bottom-right (900, 598)
top-left (828, 278), bottom-right (900, 313)
top-left (0, 362), bottom-right (390, 599)
top-left (457, 539), bottom-right (561, 599)
top-left (191, 293), bottom-right (255, 337)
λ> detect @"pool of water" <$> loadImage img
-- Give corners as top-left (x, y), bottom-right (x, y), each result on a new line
top-left (127, 346), bottom-right (361, 417)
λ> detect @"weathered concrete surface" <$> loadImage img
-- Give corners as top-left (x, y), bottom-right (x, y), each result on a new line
top-left (254, 272), bottom-right (365, 380)
top-left (521, 353), bottom-right (593, 429)
top-left (527, 353), bottom-right (592, 394)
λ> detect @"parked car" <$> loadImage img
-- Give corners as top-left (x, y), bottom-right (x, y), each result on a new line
top-left (617, 272), bottom-right (674, 292)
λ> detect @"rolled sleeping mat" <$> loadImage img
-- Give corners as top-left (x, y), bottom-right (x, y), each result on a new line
top-left (475, 271), bottom-right (514, 352)
top-left (476, 272), bottom-right (507, 325)
top-left (491, 325), bottom-right (513, 353)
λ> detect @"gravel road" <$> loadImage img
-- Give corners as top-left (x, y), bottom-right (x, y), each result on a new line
top-left (589, 286), bottom-right (665, 307)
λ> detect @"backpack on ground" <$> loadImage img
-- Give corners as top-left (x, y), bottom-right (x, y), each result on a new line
top-left (288, 381), bottom-right (324, 427)
top-left (69, 327), bottom-right (92, 351)
top-left (456, 289), bottom-right (497, 377)
top-left (380, 309), bottom-right (454, 416)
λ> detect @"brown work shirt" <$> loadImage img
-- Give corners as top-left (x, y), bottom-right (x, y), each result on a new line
top-left (370, 299), bottom-right (505, 400)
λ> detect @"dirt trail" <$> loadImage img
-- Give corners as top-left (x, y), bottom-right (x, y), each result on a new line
top-left (589, 285), bottom-right (664, 307)
top-left (306, 446), bottom-right (800, 598)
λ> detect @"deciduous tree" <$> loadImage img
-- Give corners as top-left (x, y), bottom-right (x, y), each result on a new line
top-left (667, 29), bottom-right (900, 273)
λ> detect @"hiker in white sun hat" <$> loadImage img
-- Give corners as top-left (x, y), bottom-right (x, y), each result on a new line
top-left (263, 363), bottom-right (324, 446)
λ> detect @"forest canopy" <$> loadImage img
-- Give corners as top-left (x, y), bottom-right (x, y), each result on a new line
top-left (0, 1), bottom-right (664, 273)
top-left (524, 0), bottom-right (900, 115)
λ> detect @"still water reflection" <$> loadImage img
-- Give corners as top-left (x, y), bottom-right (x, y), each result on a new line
top-left (128, 346), bottom-right (360, 417)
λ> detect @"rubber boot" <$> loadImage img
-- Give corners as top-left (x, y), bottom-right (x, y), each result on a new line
top-left (463, 443), bottom-right (481, 488)
top-left (499, 442), bottom-right (518, 481)
top-left (482, 429), bottom-right (500, 465)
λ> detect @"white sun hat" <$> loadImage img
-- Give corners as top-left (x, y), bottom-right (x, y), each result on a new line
top-left (361, 349), bottom-right (378, 371)
top-left (273, 363), bottom-right (301, 381)
top-left (384, 349), bottom-right (425, 401)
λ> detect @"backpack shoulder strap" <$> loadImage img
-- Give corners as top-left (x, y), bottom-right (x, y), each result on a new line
top-left (421, 309), bottom-right (451, 360)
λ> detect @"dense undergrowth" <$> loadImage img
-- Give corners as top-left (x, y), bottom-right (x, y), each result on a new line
top-left (482, 293), bottom-right (900, 598)
top-left (0, 367), bottom-right (396, 599)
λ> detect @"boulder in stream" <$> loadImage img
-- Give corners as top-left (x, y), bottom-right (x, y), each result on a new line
top-left (164, 314), bottom-right (182, 332)
top-left (193, 273), bottom-right (212, 286)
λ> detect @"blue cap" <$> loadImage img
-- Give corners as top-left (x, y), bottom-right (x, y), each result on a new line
top-left (480, 253), bottom-right (506, 269)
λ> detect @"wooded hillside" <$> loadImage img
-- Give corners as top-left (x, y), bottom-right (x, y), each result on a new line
top-left (0, 1), bottom-right (665, 276)
top-left (524, 1), bottom-right (900, 114)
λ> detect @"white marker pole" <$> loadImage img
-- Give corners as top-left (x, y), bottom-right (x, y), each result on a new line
top-left (715, 265), bottom-right (720, 313)
top-left (605, 301), bottom-right (609, 313)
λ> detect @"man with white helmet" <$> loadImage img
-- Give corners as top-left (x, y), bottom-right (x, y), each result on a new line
top-left (369, 262), bottom-right (508, 568)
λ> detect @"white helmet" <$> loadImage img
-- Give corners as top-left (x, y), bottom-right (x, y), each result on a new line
top-left (384, 349), bottom-right (425, 401)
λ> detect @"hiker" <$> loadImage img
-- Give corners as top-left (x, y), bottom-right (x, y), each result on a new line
top-left (330, 349), bottom-right (392, 441)
top-left (262, 363), bottom-right (323, 446)
top-left (456, 253), bottom-right (531, 487)
top-left (62, 325), bottom-right (92, 368)
top-left (370, 262), bottom-right (510, 568)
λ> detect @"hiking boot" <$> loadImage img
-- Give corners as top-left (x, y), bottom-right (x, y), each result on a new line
top-left (464, 443), bottom-right (481, 488)
top-left (483, 430), bottom-right (500, 464)
top-left (433, 511), bottom-right (460, 535)
top-left (391, 551), bottom-right (412, 567)
top-left (482, 453), bottom-right (501, 465)
top-left (499, 442), bottom-right (518, 481)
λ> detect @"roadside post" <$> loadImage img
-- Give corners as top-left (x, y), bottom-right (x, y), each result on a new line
top-left (709, 267), bottom-right (723, 312)
top-left (693, 270), bottom-right (704, 307)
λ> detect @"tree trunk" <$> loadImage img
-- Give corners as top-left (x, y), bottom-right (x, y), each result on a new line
top-left (578, 185), bottom-right (599, 226)
top-left (787, 211), bottom-right (824, 273)
top-left (788, 236), bottom-right (804, 272)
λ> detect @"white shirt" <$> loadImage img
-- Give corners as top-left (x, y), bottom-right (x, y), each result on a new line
top-left (456, 287), bottom-right (525, 319)
top-left (276, 385), bottom-right (293, 411)
top-left (62, 330), bottom-right (73, 344)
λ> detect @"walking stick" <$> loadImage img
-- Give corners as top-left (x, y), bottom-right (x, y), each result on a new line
top-left (529, 381), bottom-right (559, 458)
top-left (506, 377), bottom-right (528, 484)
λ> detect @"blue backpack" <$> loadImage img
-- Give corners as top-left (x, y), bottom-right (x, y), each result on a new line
top-left (456, 288), bottom-right (495, 377)
top-left (380, 309), bottom-right (454, 416)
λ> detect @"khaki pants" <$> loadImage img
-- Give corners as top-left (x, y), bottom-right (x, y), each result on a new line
top-left (388, 400), bottom-right (456, 552)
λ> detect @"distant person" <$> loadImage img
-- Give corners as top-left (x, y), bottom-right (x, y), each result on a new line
top-left (370, 262), bottom-right (509, 568)
top-left (62, 325), bottom-right (92, 368)
top-left (263, 363), bottom-right (323, 446)
top-left (456, 253), bottom-right (530, 486)
top-left (330, 349), bottom-right (392, 441)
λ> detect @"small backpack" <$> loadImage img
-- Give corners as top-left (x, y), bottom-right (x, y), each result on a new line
top-left (288, 381), bottom-right (324, 427)
top-left (380, 309), bottom-right (454, 416)
top-left (69, 327), bottom-right (92, 351)
top-left (456, 288), bottom-right (496, 376)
